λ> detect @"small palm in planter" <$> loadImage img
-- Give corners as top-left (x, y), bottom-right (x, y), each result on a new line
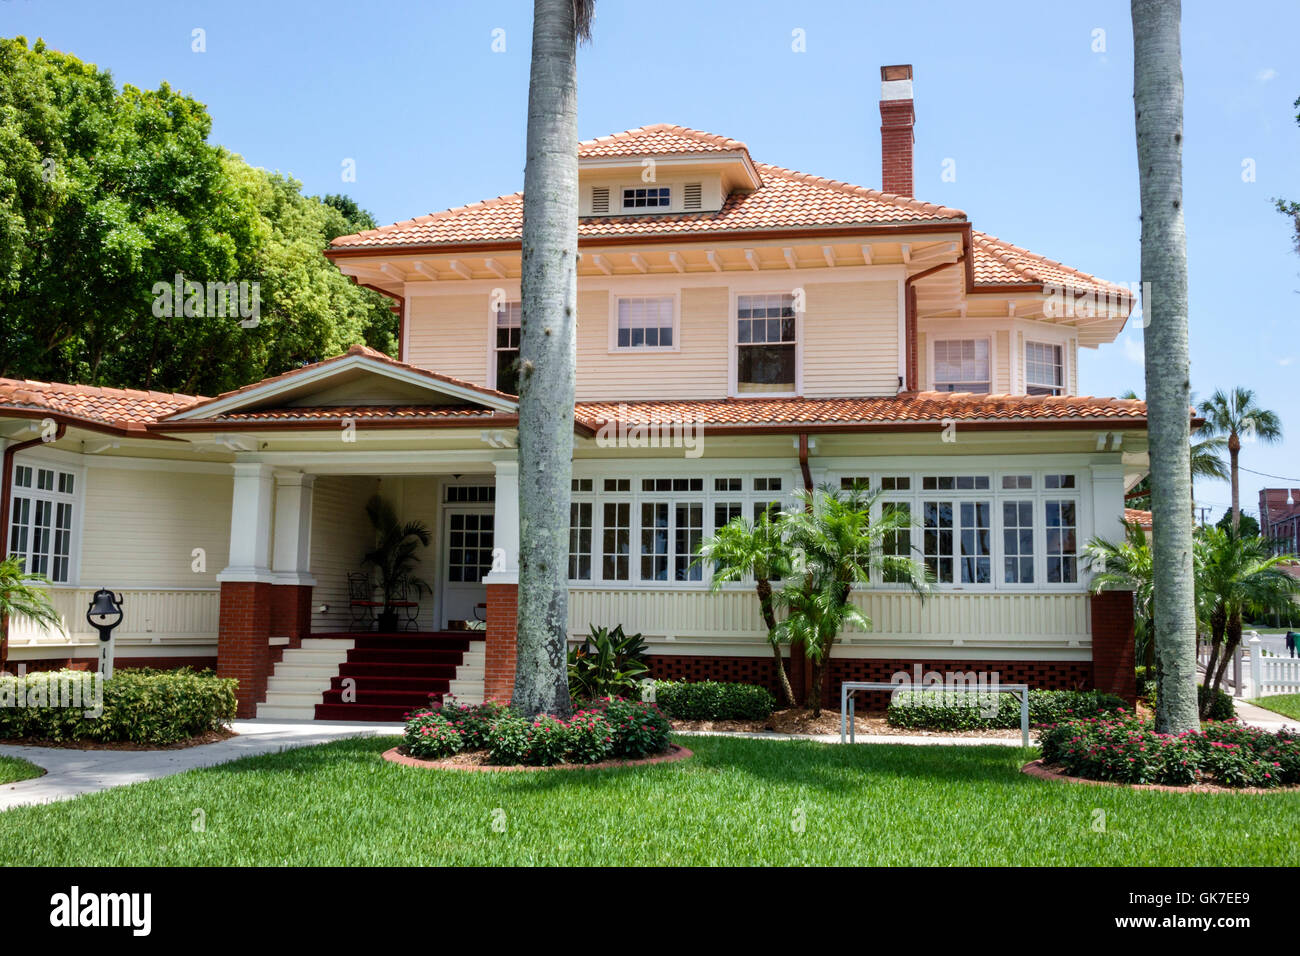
top-left (0, 556), bottom-right (63, 671)
top-left (361, 495), bottom-right (432, 632)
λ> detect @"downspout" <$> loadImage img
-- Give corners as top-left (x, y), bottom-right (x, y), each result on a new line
top-left (0, 424), bottom-right (67, 671)
top-left (903, 255), bottom-right (965, 392)
top-left (797, 433), bottom-right (813, 498)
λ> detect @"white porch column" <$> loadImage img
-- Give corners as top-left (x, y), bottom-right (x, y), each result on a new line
top-left (217, 461), bottom-right (276, 582)
top-left (1089, 461), bottom-right (1128, 547)
top-left (272, 471), bottom-right (316, 586)
top-left (484, 458), bottom-right (519, 584)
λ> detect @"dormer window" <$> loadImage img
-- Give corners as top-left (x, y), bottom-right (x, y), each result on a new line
top-left (623, 186), bottom-right (670, 209)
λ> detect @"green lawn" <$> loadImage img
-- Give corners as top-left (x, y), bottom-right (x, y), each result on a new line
top-left (0, 755), bottom-right (44, 785)
top-left (1252, 694), bottom-right (1300, 721)
top-left (0, 735), bottom-right (1295, 866)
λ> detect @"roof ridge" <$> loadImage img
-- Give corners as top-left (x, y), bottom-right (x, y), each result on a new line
top-left (578, 123), bottom-right (751, 154)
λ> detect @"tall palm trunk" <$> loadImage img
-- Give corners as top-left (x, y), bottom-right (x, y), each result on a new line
top-left (756, 578), bottom-right (796, 708)
top-left (514, 0), bottom-right (588, 717)
top-left (1228, 433), bottom-right (1241, 533)
top-left (1132, 0), bottom-right (1199, 733)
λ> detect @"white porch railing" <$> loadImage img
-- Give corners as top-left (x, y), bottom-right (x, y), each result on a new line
top-left (9, 587), bottom-right (219, 646)
top-left (1248, 636), bottom-right (1300, 697)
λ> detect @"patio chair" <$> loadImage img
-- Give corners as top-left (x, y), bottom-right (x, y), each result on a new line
top-left (347, 572), bottom-right (383, 629)
top-left (393, 579), bottom-right (421, 632)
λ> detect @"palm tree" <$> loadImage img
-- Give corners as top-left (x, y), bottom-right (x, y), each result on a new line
top-left (0, 555), bottom-right (63, 672)
top-left (1083, 521), bottom-right (1155, 669)
top-left (774, 485), bottom-right (928, 716)
top-left (361, 495), bottom-right (431, 632)
top-left (513, 0), bottom-right (594, 718)
top-left (1194, 528), bottom-right (1300, 713)
top-left (1198, 386), bottom-right (1283, 534)
top-left (695, 509), bottom-right (797, 708)
top-left (1131, 0), bottom-right (1199, 734)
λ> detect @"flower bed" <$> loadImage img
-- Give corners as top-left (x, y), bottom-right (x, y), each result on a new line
top-left (1038, 712), bottom-right (1300, 788)
top-left (400, 697), bottom-right (672, 768)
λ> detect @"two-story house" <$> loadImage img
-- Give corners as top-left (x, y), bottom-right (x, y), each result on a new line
top-left (0, 66), bottom-right (1146, 718)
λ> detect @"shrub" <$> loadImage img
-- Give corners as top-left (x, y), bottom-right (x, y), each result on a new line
top-left (567, 625), bottom-right (649, 701)
top-left (590, 697), bottom-right (672, 758)
top-left (1039, 714), bottom-right (1300, 788)
top-left (1147, 681), bottom-right (1237, 721)
top-left (403, 711), bottom-right (463, 758)
top-left (887, 688), bottom-right (1126, 731)
top-left (522, 714), bottom-right (571, 766)
top-left (486, 715), bottom-right (532, 765)
top-left (566, 709), bottom-right (615, 764)
top-left (654, 680), bottom-right (775, 721)
top-left (426, 699), bottom-right (509, 748)
top-left (1134, 665), bottom-right (1153, 699)
top-left (0, 668), bottom-right (236, 745)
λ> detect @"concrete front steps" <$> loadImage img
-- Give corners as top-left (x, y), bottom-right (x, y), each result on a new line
top-left (256, 638), bottom-right (356, 720)
top-left (258, 632), bottom-right (488, 722)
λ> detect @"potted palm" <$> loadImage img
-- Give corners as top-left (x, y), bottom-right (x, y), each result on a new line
top-left (361, 495), bottom-right (431, 632)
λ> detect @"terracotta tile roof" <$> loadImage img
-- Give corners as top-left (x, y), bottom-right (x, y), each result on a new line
top-left (574, 392), bottom-right (1148, 430)
top-left (972, 232), bottom-right (1132, 299)
top-left (1125, 508), bottom-right (1154, 528)
top-left (0, 377), bottom-right (200, 432)
top-left (577, 124), bottom-right (750, 158)
top-left (162, 344), bottom-right (515, 421)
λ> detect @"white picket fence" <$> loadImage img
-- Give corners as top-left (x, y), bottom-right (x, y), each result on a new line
top-left (1249, 641), bottom-right (1300, 697)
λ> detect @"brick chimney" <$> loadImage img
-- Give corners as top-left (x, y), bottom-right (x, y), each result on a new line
top-left (880, 64), bottom-right (915, 197)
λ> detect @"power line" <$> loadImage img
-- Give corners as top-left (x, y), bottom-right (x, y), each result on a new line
top-left (1238, 465), bottom-right (1300, 484)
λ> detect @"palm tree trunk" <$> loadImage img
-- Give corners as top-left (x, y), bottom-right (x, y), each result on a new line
top-left (1229, 439), bottom-right (1241, 534)
top-left (756, 578), bottom-right (796, 708)
top-left (1210, 612), bottom-right (1242, 701)
top-left (1132, 0), bottom-right (1199, 734)
top-left (514, 0), bottom-right (581, 718)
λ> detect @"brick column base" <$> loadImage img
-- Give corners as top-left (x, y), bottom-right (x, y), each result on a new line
top-left (1091, 590), bottom-right (1138, 704)
top-left (218, 581), bottom-right (273, 718)
top-left (484, 582), bottom-right (518, 704)
top-left (270, 584), bottom-right (313, 652)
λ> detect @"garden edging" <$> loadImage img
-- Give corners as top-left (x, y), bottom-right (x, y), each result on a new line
top-left (383, 743), bottom-right (692, 772)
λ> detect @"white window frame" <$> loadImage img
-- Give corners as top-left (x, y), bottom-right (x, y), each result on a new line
top-left (620, 184), bottom-right (672, 211)
top-left (608, 293), bottom-right (679, 352)
top-left (931, 337), bottom-right (993, 394)
top-left (1025, 340), bottom-right (1065, 396)
top-left (8, 458), bottom-right (83, 585)
top-left (729, 290), bottom-right (802, 398)
top-left (488, 298), bottom-right (521, 392)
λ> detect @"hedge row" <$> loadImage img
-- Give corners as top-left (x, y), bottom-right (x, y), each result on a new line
top-left (0, 668), bottom-right (237, 745)
top-left (886, 688), bottom-right (1126, 731)
top-left (652, 680), bottom-right (775, 721)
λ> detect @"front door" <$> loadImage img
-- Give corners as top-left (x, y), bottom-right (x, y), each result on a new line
top-left (441, 506), bottom-right (494, 627)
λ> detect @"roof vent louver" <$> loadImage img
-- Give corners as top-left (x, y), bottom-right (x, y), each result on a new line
top-left (592, 186), bottom-right (610, 215)
top-left (683, 182), bottom-right (702, 210)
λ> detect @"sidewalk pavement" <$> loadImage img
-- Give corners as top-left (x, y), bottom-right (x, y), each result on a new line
top-left (1232, 698), bottom-right (1298, 733)
top-left (673, 729), bottom-right (1029, 747)
top-left (0, 719), bottom-right (402, 811)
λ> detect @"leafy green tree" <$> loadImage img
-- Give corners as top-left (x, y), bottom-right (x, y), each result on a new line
top-left (1275, 95), bottom-right (1300, 257)
top-left (0, 556), bottom-right (63, 671)
top-left (1215, 510), bottom-right (1260, 539)
top-left (696, 508), bottom-right (797, 708)
top-left (1084, 521), bottom-right (1155, 669)
top-left (773, 485), bottom-right (928, 716)
top-left (1194, 528), bottom-right (1299, 714)
top-left (0, 36), bottom-right (395, 395)
top-left (1198, 387), bottom-right (1283, 534)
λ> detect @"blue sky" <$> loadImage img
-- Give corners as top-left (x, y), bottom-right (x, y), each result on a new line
top-left (5, 0), bottom-right (1298, 521)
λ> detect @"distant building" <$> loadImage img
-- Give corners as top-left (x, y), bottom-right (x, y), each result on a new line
top-left (1259, 488), bottom-right (1300, 554)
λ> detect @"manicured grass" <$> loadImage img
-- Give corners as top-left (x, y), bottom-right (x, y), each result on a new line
top-left (0, 755), bottom-right (44, 785)
top-left (1252, 694), bottom-right (1300, 721)
top-left (0, 735), bottom-right (1295, 866)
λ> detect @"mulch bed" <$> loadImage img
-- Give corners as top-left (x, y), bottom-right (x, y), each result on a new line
top-left (670, 708), bottom-right (1029, 739)
top-left (1021, 759), bottom-right (1300, 794)
top-left (383, 743), bottom-right (692, 772)
top-left (0, 728), bottom-right (237, 751)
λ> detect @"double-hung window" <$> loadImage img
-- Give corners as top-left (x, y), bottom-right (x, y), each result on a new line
top-left (1025, 342), bottom-right (1065, 396)
top-left (736, 294), bottom-right (797, 394)
top-left (615, 296), bottom-right (674, 349)
top-left (9, 463), bottom-right (77, 583)
top-left (933, 339), bottom-right (991, 393)
top-left (494, 301), bottom-right (521, 394)
top-left (922, 475), bottom-right (992, 585)
top-left (639, 478), bottom-right (704, 583)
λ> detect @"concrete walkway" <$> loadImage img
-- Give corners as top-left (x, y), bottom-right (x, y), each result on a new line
top-left (1233, 698), bottom-right (1298, 734)
top-left (673, 729), bottom-right (1030, 747)
top-left (0, 718), bottom-right (402, 811)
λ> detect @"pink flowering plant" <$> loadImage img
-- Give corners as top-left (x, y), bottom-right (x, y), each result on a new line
top-left (1040, 712), bottom-right (1300, 788)
top-left (403, 711), bottom-right (464, 759)
top-left (566, 708), bottom-right (616, 764)
top-left (589, 696), bottom-right (672, 758)
top-left (424, 699), bottom-right (510, 748)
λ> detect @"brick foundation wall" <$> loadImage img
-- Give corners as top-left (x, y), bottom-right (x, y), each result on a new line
top-left (484, 582), bottom-right (518, 704)
top-left (649, 653), bottom-right (791, 701)
top-left (1091, 590), bottom-right (1138, 704)
top-left (269, 584), bottom-right (313, 662)
top-left (217, 580), bottom-right (273, 718)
